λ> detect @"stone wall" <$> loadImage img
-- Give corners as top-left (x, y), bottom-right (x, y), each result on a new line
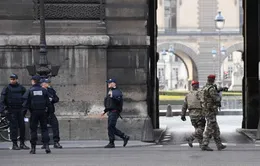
top-left (0, 35), bottom-right (110, 139)
top-left (0, 0), bottom-right (152, 140)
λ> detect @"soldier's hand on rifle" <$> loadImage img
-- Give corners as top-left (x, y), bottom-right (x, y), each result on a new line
top-left (216, 102), bottom-right (221, 107)
top-left (181, 115), bottom-right (186, 121)
top-left (223, 87), bottom-right (228, 92)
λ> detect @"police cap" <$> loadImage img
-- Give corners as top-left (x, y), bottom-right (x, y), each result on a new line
top-left (41, 79), bottom-right (51, 83)
top-left (106, 78), bottom-right (116, 84)
top-left (31, 75), bottom-right (41, 82)
top-left (10, 74), bottom-right (18, 79)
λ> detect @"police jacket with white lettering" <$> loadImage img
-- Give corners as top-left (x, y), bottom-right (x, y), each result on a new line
top-left (22, 84), bottom-right (51, 112)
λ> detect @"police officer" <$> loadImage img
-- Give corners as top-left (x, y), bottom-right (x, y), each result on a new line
top-left (181, 81), bottom-right (206, 148)
top-left (41, 79), bottom-right (62, 149)
top-left (200, 75), bottom-right (226, 151)
top-left (102, 78), bottom-right (130, 148)
top-left (23, 75), bottom-right (51, 154)
top-left (0, 74), bottom-right (30, 150)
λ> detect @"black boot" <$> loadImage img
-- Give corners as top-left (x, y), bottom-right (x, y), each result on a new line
top-left (186, 137), bottom-right (193, 148)
top-left (45, 144), bottom-right (51, 154)
top-left (41, 144), bottom-right (46, 149)
top-left (123, 135), bottom-right (130, 147)
top-left (104, 142), bottom-right (115, 148)
top-left (201, 145), bottom-right (214, 151)
top-left (29, 145), bottom-right (36, 154)
top-left (217, 144), bottom-right (227, 151)
top-left (54, 142), bottom-right (63, 149)
top-left (20, 142), bottom-right (30, 150)
top-left (12, 142), bottom-right (20, 150)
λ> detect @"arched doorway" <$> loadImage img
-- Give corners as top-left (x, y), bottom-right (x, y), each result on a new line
top-left (157, 51), bottom-right (189, 91)
top-left (157, 42), bottom-right (199, 88)
top-left (220, 43), bottom-right (244, 90)
top-left (221, 43), bottom-right (244, 62)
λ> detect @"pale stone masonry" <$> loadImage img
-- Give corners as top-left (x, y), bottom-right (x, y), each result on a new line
top-left (0, 0), bottom-right (152, 140)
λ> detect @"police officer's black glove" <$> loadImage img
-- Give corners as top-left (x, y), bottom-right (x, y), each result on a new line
top-left (23, 110), bottom-right (27, 117)
top-left (0, 113), bottom-right (5, 117)
top-left (0, 109), bottom-right (8, 117)
top-left (181, 115), bottom-right (186, 121)
top-left (103, 108), bottom-right (109, 113)
top-left (22, 108), bottom-right (27, 117)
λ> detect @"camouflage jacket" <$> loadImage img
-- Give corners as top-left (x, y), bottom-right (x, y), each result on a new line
top-left (200, 83), bottom-right (221, 108)
top-left (181, 89), bottom-right (203, 117)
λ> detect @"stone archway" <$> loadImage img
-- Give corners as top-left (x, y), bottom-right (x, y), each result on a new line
top-left (157, 42), bottom-right (199, 81)
top-left (220, 42), bottom-right (244, 90)
top-left (221, 42), bottom-right (244, 62)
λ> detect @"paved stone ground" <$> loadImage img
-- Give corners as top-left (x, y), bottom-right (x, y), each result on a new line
top-left (159, 115), bottom-right (251, 145)
top-left (0, 116), bottom-right (259, 166)
top-left (1, 144), bottom-right (260, 166)
top-left (0, 140), bottom-right (155, 150)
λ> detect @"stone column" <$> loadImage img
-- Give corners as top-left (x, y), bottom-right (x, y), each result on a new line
top-left (243, 0), bottom-right (260, 129)
top-left (105, 0), bottom-right (154, 141)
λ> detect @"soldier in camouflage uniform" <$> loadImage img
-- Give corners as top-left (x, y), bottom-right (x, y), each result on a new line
top-left (181, 81), bottom-right (206, 148)
top-left (200, 75), bottom-right (226, 151)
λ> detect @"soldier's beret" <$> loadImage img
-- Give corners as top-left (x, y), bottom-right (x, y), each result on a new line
top-left (207, 74), bottom-right (216, 79)
top-left (191, 80), bottom-right (199, 85)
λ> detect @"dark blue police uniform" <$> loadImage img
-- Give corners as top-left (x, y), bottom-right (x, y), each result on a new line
top-left (47, 86), bottom-right (61, 143)
top-left (40, 78), bottom-right (62, 149)
top-left (104, 79), bottom-right (129, 148)
top-left (0, 74), bottom-right (29, 150)
top-left (23, 75), bottom-right (51, 154)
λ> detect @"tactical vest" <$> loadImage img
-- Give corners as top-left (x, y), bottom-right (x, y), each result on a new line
top-left (6, 85), bottom-right (24, 108)
top-left (30, 89), bottom-right (46, 110)
top-left (202, 84), bottom-right (221, 104)
top-left (186, 91), bottom-right (201, 109)
top-left (104, 89), bottom-right (123, 112)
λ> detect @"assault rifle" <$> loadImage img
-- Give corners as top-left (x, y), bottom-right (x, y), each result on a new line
top-left (213, 85), bottom-right (229, 112)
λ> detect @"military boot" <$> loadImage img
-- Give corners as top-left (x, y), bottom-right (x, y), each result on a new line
top-left (201, 146), bottom-right (214, 151)
top-left (54, 142), bottom-right (63, 149)
top-left (217, 144), bottom-right (227, 151)
top-left (198, 140), bottom-right (203, 148)
top-left (123, 135), bottom-right (130, 147)
top-left (186, 137), bottom-right (193, 148)
top-left (20, 142), bottom-right (30, 150)
top-left (45, 144), bottom-right (51, 154)
top-left (104, 142), bottom-right (115, 148)
top-left (12, 142), bottom-right (20, 150)
top-left (29, 145), bottom-right (36, 154)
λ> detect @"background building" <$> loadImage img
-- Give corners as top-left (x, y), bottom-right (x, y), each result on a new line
top-left (157, 51), bottom-right (188, 90)
top-left (157, 0), bottom-right (243, 90)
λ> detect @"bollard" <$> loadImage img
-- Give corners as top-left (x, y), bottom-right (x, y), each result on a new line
top-left (166, 104), bottom-right (173, 117)
top-left (141, 116), bottom-right (155, 142)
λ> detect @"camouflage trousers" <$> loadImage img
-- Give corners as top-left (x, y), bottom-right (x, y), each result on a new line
top-left (188, 116), bottom-right (206, 145)
top-left (202, 109), bottom-right (222, 147)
